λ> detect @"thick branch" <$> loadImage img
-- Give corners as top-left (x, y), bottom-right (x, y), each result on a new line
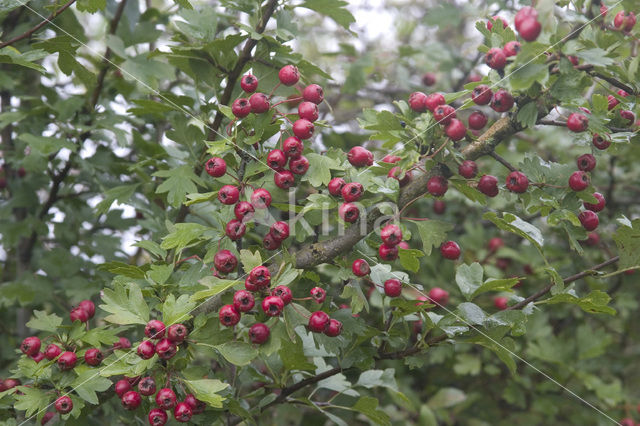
top-left (0, 0), bottom-right (77, 49)
top-left (507, 256), bottom-right (619, 310)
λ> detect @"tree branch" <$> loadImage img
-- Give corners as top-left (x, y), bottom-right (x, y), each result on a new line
top-left (0, 0), bottom-right (77, 49)
top-left (507, 256), bottom-right (619, 310)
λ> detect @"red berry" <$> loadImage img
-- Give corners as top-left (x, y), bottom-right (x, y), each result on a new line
top-left (503, 41), bottom-right (521, 57)
top-left (592, 133), bottom-right (611, 150)
top-left (78, 300), bottom-right (95, 318)
top-left (490, 89), bottom-right (514, 112)
top-left (440, 241), bottom-right (461, 260)
top-left (214, 250), bottom-right (237, 274)
top-left (488, 237), bottom-right (504, 252)
top-left (619, 418), bottom-right (635, 426)
top-left (568, 55), bottom-right (579, 66)
top-left (262, 296), bottom-right (285, 317)
top-left (70, 306), bottom-right (89, 323)
top-left (234, 201), bottom-right (255, 222)
top-left (145, 320), bottom-right (166, 339)
top-left (31, 352), bottom-right (45, 363)
top-left (278, 65), bottom-right (300, 86)
top-left (55, 396), bottom-right (73, 414)
top-left (478, 174), bottom-right (499, 197)
top-left (433, 199), bottom-right (446, 214)
top-left (156, 388), bottom-right (177, 410)
top-left (518, 17), bottom-right (541, 41)
top-left (270, 221), bottom-right (290, 242)
top-left (249, 265), bottom-right (271, 289)
top-left (303, 84), bottom-right (324, 104)
top-left (421, 72), bottom-right (436, 86)
top-left (424, 93), bottom-right (446, 112)
top-left (205, 157), bottom-right (226, 177)
top-left (607, 95), bottom-right (619, 110)
top-left (225, 219), bottom-right (246, 241)
top-left (240, 74), bottom-right (258, 93)
top-left (487, 16), bottom-right (508, 30)
top-left (328, 177), bottom-right (346, 196)
top-left (381, 224), bottom-right (402, 247)
top-left (20, 336), bottom-right (41, 356)
top-left (310, 287), bottom-right (326, 303)
top-left (614, 11), bottom-right (636, 31)
top-left (114, 337), bottom-right (131, 350)
top-left (339, 202), bottom-right (359, 223)
top-left (57, 351), bottom-right (77, 370)
top-left (347, 146), bottom-right (374, 167)
top-left (379, 243), bottom-right (399, 261)
top-left (576, 154), bottom-right (596, 172)
top-left (231, 98), bottom-right (251, 118)
top-left (251, 188), bottom-right (272, 209)
top-left (249, 93), bottom-right (270, 113)
top-left (293, 119), bottom-right (314, 139)
top-left (148, 408), bottom-right (169, 426)
top-left (274, 170), bottom-right (295, 189)
top-left (584, 192), bottom-right (606, 212)
top-left (3, 379), bottom-right (19, 390)
top-left (427, 176), bottom-right (448, 197)
top-left (219, 305), bottom-right (241, 327)
top-left (167, 324), bottom-right (188, 344)
top-left (398, 241), bottom-right (410, 250)
top-left (41, 412), bottom-right (55, 425)
top-left (578, 210), bottom-right (599, 231)
top-left (137, 340), bottom-right (156, 359)
top-left (298, 101), bottom-right (319, 122)
top-left (494, 296), bottom-right (508, 310)
top-left (468, 111), bottom-right (488, 130)
top-left (505, 171), bottom-right (529, 193)
top-left (122, 391), bottom-right (142, 410)
top-left (568, 171), bottom-right (590, 191)
top-left (249, 323), bottom-right (270, 344)
top-left (352, 259), bottom-right (370, 277)
top-left (485, 48), bottom-right (506, 70)
top-left (271, 285), bottom-right (293, 305)
top-left (567, 113), bottom-right (589, 132)
top-left (428, 287), bottom-right (449, 306)
top-left (217, 185), bottom-right (240, 205)
top-left (583, 232), bottom-right (600, 246)
top-left (174, 402), bottom-right (193, 422)
top-left (471, 85), bottom-right (493, 105)
top-left (308, 311), bottom-right (330, 333)
top-left (433, 104), bottom-right (456, 125)
top-left (324, 319), bottom-right (343, 337)
top-left (263, 232), bottom-right (281, 251)
top-left (115, 379), bottom-right (131, 397)
top-left (388, 167), bottom-right (411, 187)
top-left (289, 155), bottom-right (309, 175)
top-left (84, 348), bottom-right (103, 366)
top-left (408, 91), bottom-right (428, 112)
top-left (155, 338), bottom-right (177, 360)
top-left (515, 6), bottom-right (538, 31)
top-left (267, 149), bottom-right (287, 171)
top-left (44, 344), bottom-right (62, 360)
top-left (445, 119), bottom-right (467, 141)
top-left (283, 136), bottom-right (304, 159)
top-left (138, 376), bottom-right (156, 396)
top-left (458, 160), bottom-right (478, 178)
top-left (620, 109), bottom-right (635, 125)
top-left (341, 182), bottom-right (364, 202)
top-left (384, 279), bottom-right (402, 297)
top-left (382, 155), bottom-right (401, 163)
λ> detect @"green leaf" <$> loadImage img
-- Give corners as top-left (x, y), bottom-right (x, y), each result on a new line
top-left (516, 102), bottom-right (538, 128)
top-left (576, 48), bottom-right (615, 67)
top-left (612, 219), bottom-right (640, 270)
top-left (339, 282), bottom-right (369, 314)
top-left (398, 248), bottom-right (424, 273)
top-left (72, 369), bottom-right (113, 404)
top-left (457, 302), bottom-right (487, 325)
top-left (185, 191), bottom-right (217, 206)
top-left (161, 222), bottom-right (208, 251)
top-left (508, 63), bottom-right (548, 91)
top-left (455, 263), bottom-right (520, 301)
top-left (190, 276), bottom-right (240, 301)
top-left (80, 328), bottom-right (120, 347)
top-left (483, 212), bottom-right (544, 249)
top-left (26, 310), bottom-right (62, 332)
top-left (427, 387), bottom-right (466, 409)
top-left (303, 153), bottom-right (344, 187)
top-left (352, 396), bottom-right (390, 425)
top-left (18, 133), bottom-right (76, 155)
top-left (13, 386), bottom-right (50, 417)
top-left (154, 165), bottom-right (206, 207)
top-left (239, 249), bottom-right (262, 272)
top-left (99, 282), bottom-right (150, 325)
top-left (184, 379), bottom-right (229, 408)
top-left (278, 336), bottom-right (315, 371)
top-left (133, 240), bottom-right (167, 259)
top-left (215, 341), bottom-right (257, 366)
top-left (162, 294), bottom-right (197, 324)
top-left (299, 0), bottom-right (355, 30)
top-left (76, 0), bottom-right (106, 13)
top-left (147, 264), bottom-right (173, 285)
top-left (98, 261), bottom-right (146, 279)
top-left (410, 220), bottom-right (454, 255)
top-left (538, 290), bottom-right (616, 315)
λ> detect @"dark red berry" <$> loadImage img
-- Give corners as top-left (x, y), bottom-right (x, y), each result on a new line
top-left (155, 338), bottom-right (177, 360)
top-left (225, 219), bottom-right (246, 241)
top-left (433, 200), bottom-right (446, 214)
top-left (490, 89), bottom-right (514, 112)
top-left (380, 224), bottom-right (402, 247)
top-left (148, 408), bottom-right (169, 426)
top-left (137, 341), bottom-right (156, 359)
top-left (427, 176), bottom-right (448, 197)
top-left (278, 65), bottom-right (300, 86)
top-left (205, 157), bottom-right (227, 177)
top-left (214, 250), bottom-right (237, 274)
top-left (249, 323), bottom-right (270, 344)
top-left (458, 160), bottom-right (478, 178)
top-left (115, 379), bottom-right (131, 397)
top-left (445, 119), bottom-right (467, 141)
top-left (468, 111), bottom-right (488, 130)
top-left (55, 396), bottom-right (73, 414)
top-left (184, 393), bottom-right (206, 414)
top-left (592, 133), bottom-right (611, 150)
top-left (478, 174), bottom-right (499, 197)
top-left (84, 348), bottom-right (103, 366)
top-left (233, 290), bottom-right (255, 312)
top-left (79, 300), bottom-right (95, 318)
top-left (289, 155), bottom-right (310, 175)
top-left (298, 101), bottom-right (319, 122)
top-left (219, 305), bottom-right (241, 327)
top-left (352, 259), bottom-right (370, 277)
top-left (341, 182), bottom-right (364, 202)
top-left (57, 351), bottom-right (77, 370)
top-left (303, 84), bottom-right (324, 104)
top-left (249, 265), bottom-right (271, 289)
top-left (44, 344), bottom-right (62, 360)
top-left (308, 311), bottom-right (330, 333)
top-left (70, 306), bottom-right (89, 323)
top-left (156, 388), bottom-right (177, 410)
top-left (433, 104), bottom-right (456, 125)
top-left (324, 319), bottom-right (342, 337)
top-left (568, 171), bottom-right (590, 191)
top-left (347, 146), bottom-right (374, 167)
top-left (518, 17), bottom-right (541, 41)
top-left (408, 92), bottom-right (427, 112)
top-left (270, 221), bottom-right (290, 242)
top-left (339, 202), bottom-right (359, 223)
top-left (578, 210), bottom-right (599, 231)
top-left (267, 149), bottom-right (287, 170)
top-left (293, 119), bottom-right (314, 139)
top-left (425, 93), bottom-right (446, 112)
top-left (503, 41), bottom-right (521, 57)
top-left (328, 177), bottom-right (346, 196)
top-left (234, 201), bottom-right (255, 222)
top-left (283, 136), bottom-right (304, 159)
top-left (515, 6), bottom-right (538, 31)
top-left (379, 243), bottom-right (399, 261)
top-left (310, 287), bottom-right (326, 303)
top-left (174, 402), bottom-right (193, 422)
top-left (251, 188), bottom-right (272, 209)
top-left (485, 47), bottom-right (506, 69)
top-left (274, 170), bottom-right (295, 189)
top-left (271, 286), bottom-right (293, 305)
top-left (384, 279), bottom-right (402, 297)
top-left (217, 185), bottom-right (240, 205)
top-left (240, 74), bottom-right (258, 93)
top-left (138, 376), bottom-right (156, 396)
top-left (440, 241), bottom-right (461, 260)
top-left (471, 85), bottom-right (492, 105)
top-left (231, 98), bottom-right (251, 118)
top-left (494, 297), bottom-right (508, 310)
top-left (421, 72), bottom-right (436, 86)
top-left (262, 296), bottom-right (285, 317)
top-left (584, 192), bottom-right (606, 212)
top-left (145, 320), bottom-right (166, 339)
top-left (21, 337), bottom-right (41, 356)
top-left (567, 113), bottom-right (589, 132)
top-left (505, 171), bottom-right (529, 193)
top-left (388, 167), bottom-right (411, 187)
top-left (577, 154), bottom-right (596, 172)
top-left (249, 93), bottom-right (270, 113)
top-left (428, 287), bottom-right (449, 306)
top-left (167, 324), bottom-right (188, 343)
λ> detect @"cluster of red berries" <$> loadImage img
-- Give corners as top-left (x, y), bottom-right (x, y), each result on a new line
top-left (611, 9), bottom-right (636, 32)
top-left (407, 91), bottom-right (468, 140)
top-left (113, 375), bottom-right (205, 425)
top-left (217, 264), bottom-right (340, 340)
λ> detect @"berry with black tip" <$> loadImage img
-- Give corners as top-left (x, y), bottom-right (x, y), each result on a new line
top-left (271, 285), bottom-right (293, 305)
top-left (310, 287), bottom-right (326, 303)
top-left (156, 388), bottom-right (177, 410)
top-left (167, 324), bottom-right (188, 344)
top-left (262, 296), bottom-right (285, 317)
top-left (577, 154), bottom-right (596, 172)
top-left (205, 157), bottom-right (226, 177)
top-left (568, 171), bottom-right (590, 191)
top-left (214, 250), bottom-right (237, 274)
top-left (341, 182), bottom-right (364, 202)
top-left (379, 243), bottom-right (399, 261)
top-left (231, 98), bottom-right (251, 118)
top-left (274, 170), bottom-right (295, 189)
top-left (217, 185), bottom-right (239, 205)
top-left (137, 341), bottom-right (155, 360)
top-left (55, 396), bottom-right (73, 414)
top-left (485, 48), bottom-right (506, 70)
top-left (567, 113), bottom-right (589, 132)
top-left (263, 233), bottom-right (282, 251)
top-left (505, 171), bottom-right (529, 193)
top-left (289, 155), bottom-right (309, 175)
top-left (225, 219), bottom-right (246, 241)
top-left (251, 188), bottom-right (272, 209)
top-left (324, 319), bottom-right (343, 337)
top-left (122, 391), bottom-right (142, 410)
top-left (219, 305), bottom-right (241, 327)
top-left (328, 177), bottom-right (346, 196)
top-left (267, 149), bottom-right (287, 170)
top-left (424, 93), bottom-right (446, 112)
top-left (433, 104), bottom-right (456, 125)
top-left (380, 224), bottom-right (402, 247)
top-left (20, 336), bottom-right (41, 356)
top-left (57, 351), bottom-right (77, 370)
top-left (84, 348), bottom-right (103, 366)
top-left (148, 408), bottom-right (169, 426)
top-left (44, 344), bottom-right (62, 360)
top-left (283, 136), bottom-right (303, 159)
top-left (592, 133), bottom-right (611, 150)
top-left (490, 89), bottom-right (514, 112)
top-left (145, 320), bottom-right (166, 340)
top-left (155, 338), bottom-right (177, 360)
top-left (234, 201), bottom-right (255, 222)
top-left (471, 85), bottom-right (492, 105)
top-left (339, 202), bottom-right (359, 223)
top-left (138, 376), bottom-right (156, 396)
top-left (249, 266), bottom-right (271, 289)
top-left (240, 74), bottom-right (258, 93)
top-left (503, 41), bottom-right (521, 57)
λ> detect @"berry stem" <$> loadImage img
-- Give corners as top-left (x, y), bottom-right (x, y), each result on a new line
top-left (268, 82), bottom-right (281, 99)
top-left (271, 97), bottom-right (301, 108)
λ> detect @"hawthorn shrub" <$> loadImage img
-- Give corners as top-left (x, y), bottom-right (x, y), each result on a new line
top-left (1, 0), bottom-right (640, 425)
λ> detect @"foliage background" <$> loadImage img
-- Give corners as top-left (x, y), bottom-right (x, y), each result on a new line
top-left (0, 0), bottom-right (640, 424)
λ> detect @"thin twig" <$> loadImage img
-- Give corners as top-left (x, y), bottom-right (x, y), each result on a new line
top-left (0, 0), bottom-right (77, 49)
